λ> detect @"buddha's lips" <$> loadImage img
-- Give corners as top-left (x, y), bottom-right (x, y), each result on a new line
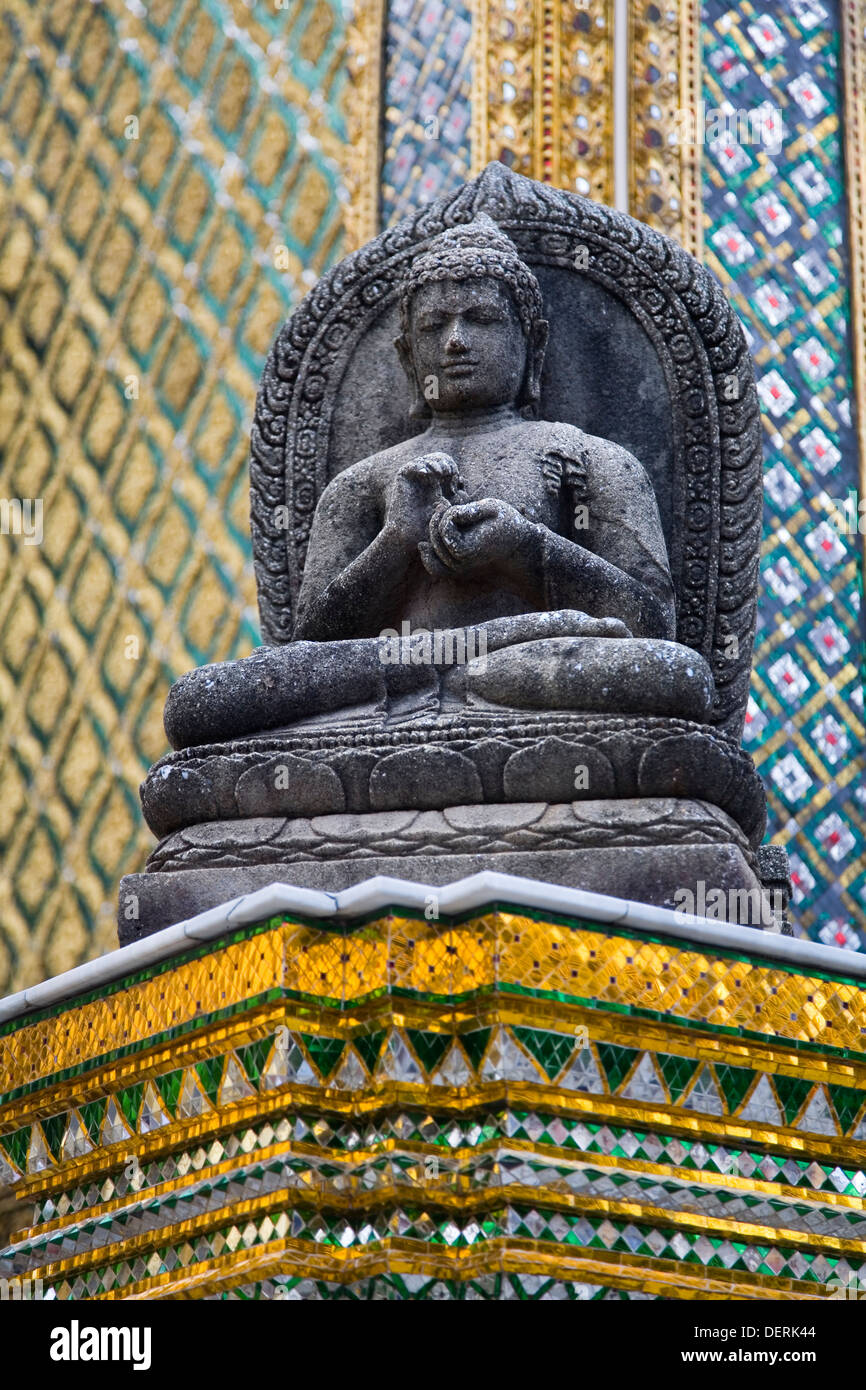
top-left (441, 360), bottom-right (477, 374)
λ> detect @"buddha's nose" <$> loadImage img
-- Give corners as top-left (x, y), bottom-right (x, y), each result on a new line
top-left (444, 318), bottom-right (470, 352)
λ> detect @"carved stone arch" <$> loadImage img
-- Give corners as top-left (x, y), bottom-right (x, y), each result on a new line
top-left (250, 161), bottom-right (761, 740)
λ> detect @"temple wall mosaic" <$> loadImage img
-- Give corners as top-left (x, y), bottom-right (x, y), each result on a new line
top-left (381, 0), bottom-right (474, 224)
top-left (700, 0), bottom-right (866, 963)
top-left (0, 0), bottom-right (352, 993)
top-left (0, 0), bottom-right (865, 996)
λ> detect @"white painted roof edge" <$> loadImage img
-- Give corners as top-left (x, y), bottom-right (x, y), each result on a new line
top-left (0, 871), bottom-right (860, 1026)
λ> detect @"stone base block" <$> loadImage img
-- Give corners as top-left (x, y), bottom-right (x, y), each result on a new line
top-left (118, 798), bottom-right (772, 944)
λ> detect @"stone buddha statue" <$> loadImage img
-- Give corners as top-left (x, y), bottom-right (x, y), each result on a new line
top-left (163, 217), bottom-right (712, 748)
top-left (125, 164), bottom-right (780, 942)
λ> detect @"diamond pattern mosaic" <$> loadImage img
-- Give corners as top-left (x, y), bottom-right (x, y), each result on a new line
top-left (701, 0), bottom-right (866, 946)
top-left (1, 905), bottom-right (866, 1299)
top-left (209, 1275), bottom-right (655, 1299)
top-left (381, 0), bottom-right (474, 224)
top-left (0, 0), bottom-right (350, 996)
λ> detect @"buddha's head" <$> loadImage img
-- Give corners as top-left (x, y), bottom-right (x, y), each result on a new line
top-left (396, 215), bottom-right (549, 418)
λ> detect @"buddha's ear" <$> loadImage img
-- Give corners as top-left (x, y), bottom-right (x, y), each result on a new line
top-left (394, 333), bottom-right (430, 420)
top-left (394, 332), bottom-right (413, 381)
top-left (522, 318), bottom-right (549, 410)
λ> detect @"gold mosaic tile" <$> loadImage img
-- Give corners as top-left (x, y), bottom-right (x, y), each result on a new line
top-left (4, 913), bottom-right (866, 1115)
top-left (0, 0), bottom-right (350, 996)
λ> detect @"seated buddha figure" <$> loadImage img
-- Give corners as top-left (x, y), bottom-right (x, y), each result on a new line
top-left (296, 214), bottom-right (675, 645)
top-left (163, 217), bottom-right (713, 749)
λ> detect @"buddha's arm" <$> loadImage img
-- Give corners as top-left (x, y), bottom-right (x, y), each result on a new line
top-left (294, 488), bottom-right (407, 642)
top-left (522, 526), bottom-right (675, 639)
top-left (295, 527), bottom-right (416, 641)
top-left (527, 438), bottom-right (676, 637)
top-left (294, 454), bottom-right (460, 641)
top-left (432, 441), bottom-right (676, 639)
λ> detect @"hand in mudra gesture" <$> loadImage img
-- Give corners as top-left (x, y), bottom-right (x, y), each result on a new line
top-left (426, 496), bottom-right (528, 577)
top-left (385, 454), bottom-right (464, 550)
top-left (423, 499), bottom-right (631, 638)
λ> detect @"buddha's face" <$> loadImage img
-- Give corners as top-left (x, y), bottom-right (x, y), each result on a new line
top-left (407, 276), bottom-right (529, 412)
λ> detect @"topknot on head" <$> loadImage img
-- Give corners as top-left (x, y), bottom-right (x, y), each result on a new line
top-left (399, 214), bottom-right (545, 341)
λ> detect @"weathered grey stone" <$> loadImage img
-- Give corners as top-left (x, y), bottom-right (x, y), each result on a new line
top-left (164, 216), bottom-right (716, 748)
top-left (123, 163), bottom-right (778, 942)
top-left (501, 739), bottom-right (616, 802)
top-left (119, 838), bottom-right (766, 945)
top-left (248, 164), bottom-right (761, 736)
top-left (234, 754), bottom-right (346, 818)
top-left (140, 714), bottom-right (766, 844)
top-left (756, 843), bottom-right (794, 937)
top-left (144, 798), bottom-right (754, 872)
top-left (162, 614), bottom-right (713, 750)
top-left (465, 637), bottom-right (712, 715)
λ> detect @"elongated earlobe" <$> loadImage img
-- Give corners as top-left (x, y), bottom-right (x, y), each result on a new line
top-left (520, 318), bottom-right (549, 412)
top-left (394, 333), bottom-right (431, 420)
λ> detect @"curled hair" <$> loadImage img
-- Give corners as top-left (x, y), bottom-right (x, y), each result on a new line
top-left (398, 214), bottom-right (545, 342)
